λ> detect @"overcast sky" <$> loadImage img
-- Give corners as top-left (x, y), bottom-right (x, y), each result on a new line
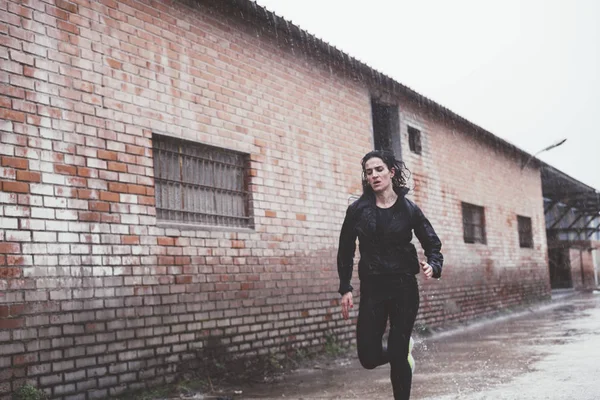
top-left (255, 0), bottom-right (599, 190)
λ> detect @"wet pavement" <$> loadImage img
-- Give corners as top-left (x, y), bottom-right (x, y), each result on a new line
top-left (225, 291), bottom-right (600, 399)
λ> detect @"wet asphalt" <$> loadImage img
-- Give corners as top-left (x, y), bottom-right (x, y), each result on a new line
top-left (228, 291), bottom-right (600, 400)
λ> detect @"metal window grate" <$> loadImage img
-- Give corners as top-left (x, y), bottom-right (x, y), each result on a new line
top-left (152, 135), bottom-right (252, 228)
top-left (517, 215), bottom-right (533, 248)
top-left (462, 202), bottom-right (486, 244)
top-left (408, 126), bottom-right (422, 155)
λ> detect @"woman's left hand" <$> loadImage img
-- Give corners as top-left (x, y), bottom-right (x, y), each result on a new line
top-left (420, 261), bottom-right (433, 279)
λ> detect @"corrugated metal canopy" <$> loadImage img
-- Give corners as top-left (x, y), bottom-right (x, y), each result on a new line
top-left (542, 163), bottom-right (600, 240)
top-left (542, 164), bottom-right (600, 214)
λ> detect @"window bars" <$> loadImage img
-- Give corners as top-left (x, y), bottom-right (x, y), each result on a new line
top-left (462, 202), bottom-right (486, 244)
top-left (152, 135), bottom-right (252, 228)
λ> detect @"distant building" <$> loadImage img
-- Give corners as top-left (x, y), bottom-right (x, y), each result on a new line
top-left (542, 165), bottom-right (600, 289)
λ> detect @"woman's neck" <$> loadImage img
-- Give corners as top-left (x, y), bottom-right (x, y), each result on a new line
top-left (374, 188), bottom-right (398, 208)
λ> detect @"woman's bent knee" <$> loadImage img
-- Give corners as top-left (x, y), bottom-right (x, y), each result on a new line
top-left (358, 352), bottom-right (381, 370)
top-left (359, 359), bottom-right (378, 370)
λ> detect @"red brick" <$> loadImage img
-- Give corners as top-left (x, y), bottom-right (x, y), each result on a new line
top-left (0, 97), bottom-right (11, 108)
top-left (265, 210), bottom-right (277, 218)
top-left (101, 213), bottom-right (119, 223)
top-left (57, 20), bottom-right (78, 34)
top-left (127, 184), bottom-right (146, 195)
top-left (2, 181), bottom-right (29, 193)
top-left (122, 235), bottom-right (139, 245)
top-left (0, 318), bottom-right (24, 329)
top-left (16, 170), bottom-right (41, 182)
top-left (107, 162), bottom-right (127, 172)
top-left (6, 256), bottom-right (26, 266)
top-left (78, 212), bottom-right (101, 222)
top-left (97, 150), bottom-right (118, 161)
top-left (77, 189), bottom-right (96, 199)
top-left (157, 237), bottom-right (175, 246)
top-left (55, 164), bottom-right (77, 175)
top-left (0, 243), bottom-right (19, 254)
top-left (138, 196), bottom-right (155, 205)
top-left (99, 191), bottom-right (119, 202)
top-left (12, 353), bottom-right (37, 365)
top-left (175, 256), bottom-right (191, 264)
top-left (108, 182), bottom-right (128, 193)
top-left (55, 0), bottom-right (78, 13)
top-left (46, 5), bottom-right (70, 20)
top-left (175, 276), bottom-right (192, 284)
top-left (106, 58), bottom-right (122, 69)
top-left (296, 214), bottom-right (307, 221)
top-left (1, 157), bottom-right (28, 170)
top-left (0, 267), bottom-right (23, 279)
top-left (0, 109), bottom-right (25, 123)
top-left (103, 0), bottom-right (119, 10)
top-left (89, 201), bottom-right (109, 212)
top-left (0, 84), bottom-right (25, 99)
top-left (158, 256), bottom-right (174, 265)
top-left (77, 167), bottom-right (94, 177)
top-left (124, 142), bottom-right (144, 153)
top-left (9, 304), bottom-right (25, 316)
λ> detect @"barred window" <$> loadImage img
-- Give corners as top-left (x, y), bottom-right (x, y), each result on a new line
top-left (517, 215), bottom-right (533, 248)
top-left (462, 202), bottom-right (486, 244)
top-left (152, 135), bottom-right (252, 228)
top-left (408, 126), bottom-right (422, 155)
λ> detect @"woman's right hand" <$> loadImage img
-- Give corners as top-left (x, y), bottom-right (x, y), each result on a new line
top-left (341, 292), bottom-right (353, 320)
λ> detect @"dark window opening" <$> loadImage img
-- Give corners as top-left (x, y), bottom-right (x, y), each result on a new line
top-left (408, 126), bottom-right (422, 155)
top-left (371, 99), bottom-right (401, 158)
top-left (518, 215), bottom-right (533, 248)
top-left (152, 134), bottom-right (252, 228)
top-left (462, 202), bottom-right (486, 244)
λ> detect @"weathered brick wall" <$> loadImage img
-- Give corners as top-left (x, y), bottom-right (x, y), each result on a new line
top-left (0, 0), bottom-right (550, 398)
top-left (398, 98), bottom-right (550, 327)
top-left (0, 0), bottom-right (371, 398)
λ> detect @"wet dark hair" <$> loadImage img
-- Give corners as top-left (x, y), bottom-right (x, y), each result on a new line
top-left (361, 150), bottom-right (411, 194)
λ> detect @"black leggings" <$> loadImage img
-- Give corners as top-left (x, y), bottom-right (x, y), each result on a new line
top-left (357, 278), bottom-right (420, 400)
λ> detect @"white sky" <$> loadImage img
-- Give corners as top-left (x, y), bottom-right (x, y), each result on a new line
top-left (255, 0), bottom-right (600, 190)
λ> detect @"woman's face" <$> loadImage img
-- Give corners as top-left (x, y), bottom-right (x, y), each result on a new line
top-left (364, 157), bottom-right (395, 193)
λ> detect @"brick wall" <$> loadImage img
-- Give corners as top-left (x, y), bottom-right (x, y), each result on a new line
top-left (0, 0), bottom-right (550, 398)
top-left (1, 1), bottom-right (371, 398)
top-left (398, 98), bottom-right (550, 326)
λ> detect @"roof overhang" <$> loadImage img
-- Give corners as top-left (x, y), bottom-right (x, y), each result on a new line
top-left (542, 162), bottom-right (600, 239)
top-left (203, 1), bottom-right (600, 227)
top-left (204, 0), bottom-right (536, 164)
top-left (542, 163), bottom-right (600, 214)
